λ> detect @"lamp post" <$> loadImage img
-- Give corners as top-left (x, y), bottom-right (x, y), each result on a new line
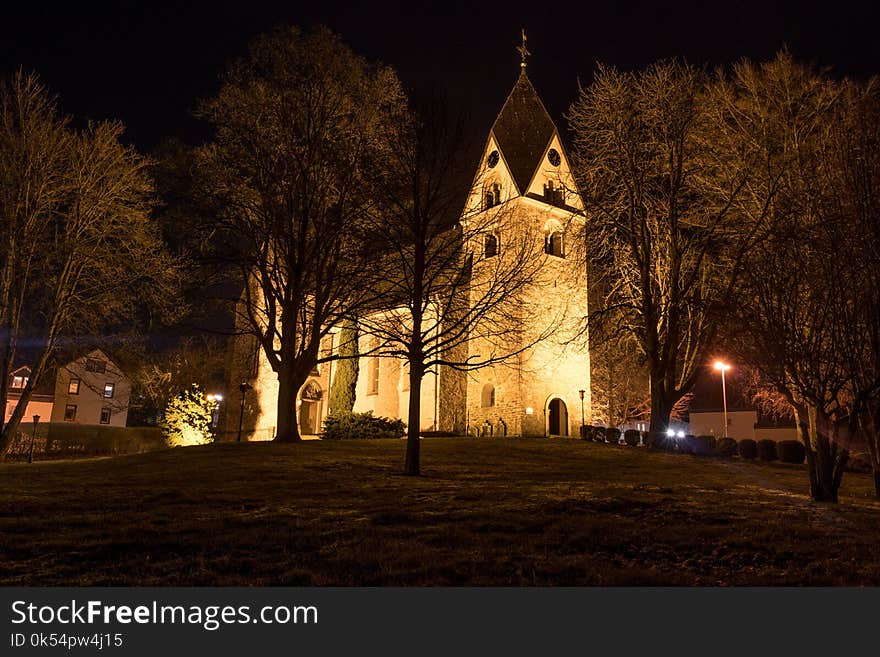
top-left (237, 382), bottom-right (251, 443)
top-left (578, 389), bottom-right (586, 438)
top-left (28, 415), bottom-right (40, 464)
top-left (713, 361), bottom-right (731, 439)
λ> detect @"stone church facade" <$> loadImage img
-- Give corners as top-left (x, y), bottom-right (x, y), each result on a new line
top-left (233, 66), bottom-right (592, 440)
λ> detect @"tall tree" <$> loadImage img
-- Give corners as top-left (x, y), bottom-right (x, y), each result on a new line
top-left (0, 72), bottom-right (178, 455)
top-left (724, 54), bottom-right (857, 502)
top-left (327, 318), bottom-right (358, 417)
top-left (360, 100), bottom-right (550, 476)
top-left (193, 26), bottom-right (406, 443)
top-left (568, 61), bottom-right (755, 437)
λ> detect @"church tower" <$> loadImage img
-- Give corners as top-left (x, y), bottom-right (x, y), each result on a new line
top-left (462, 41), bottom-right (591, 437)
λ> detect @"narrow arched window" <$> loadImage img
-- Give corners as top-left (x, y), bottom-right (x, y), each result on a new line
top-left (484, 182), bottom-right (501, 210)
top-left (484, 233), bottom-right (499, 258)
top-left (544, 231), bottom-right (564, 258)
top-left (481, 383), bottom-right (495, 408)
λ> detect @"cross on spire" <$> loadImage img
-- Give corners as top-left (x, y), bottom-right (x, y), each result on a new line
top-left (516, 28), bottom-right (531, 68)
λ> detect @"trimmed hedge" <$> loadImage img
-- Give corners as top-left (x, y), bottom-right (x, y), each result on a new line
top-left (623, 429), bottom-right (640, 446)
top-left (777, 440), bottom-right (805, 464)
top-left (757, 439), bottom-right (778, 461)
top-left (738, 439), bottom-right (758, 459)
top-left (322, 412), bottom-right (405, 440)
top-left (581, 425), bottom-right (593, 440)
top-left (590, 426), bottom-right (606, 442)
top-left (716, 437), bottom-right (738, 457)
top-left (644, 431), bottom-right (666, 450)
top-left (605, 427), bottom-right (621, 444)
top-left (696, 435), bottom-right (716, 452)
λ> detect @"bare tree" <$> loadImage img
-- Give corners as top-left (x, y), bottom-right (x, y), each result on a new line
top-left (568, 61), bottom-right (756, 437)
top-left (0, 72), bottom-right (178, 456)
top-left (727, 54), bottom-right (859, 502)
top-left (359, 100), bottom-right (552, 475)
top-left (192, 26), bottom-right (407, 443)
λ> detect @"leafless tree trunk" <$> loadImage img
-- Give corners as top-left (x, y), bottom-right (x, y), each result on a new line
top-left (0, 72), bottom-right (176, 456)
top-left (568, 61), bottom-right (757, 436)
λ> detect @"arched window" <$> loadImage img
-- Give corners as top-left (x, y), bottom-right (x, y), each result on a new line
top-left (481, 384), bottom-right (496, 408)
top-left (544, 230), bottom-right (564, 258)
top-left (484, 233), bottom-right (499, 258)
top-left (301, 381), bottom-right (323, 401)
top-left (484, 182), bottom-right (501, 210)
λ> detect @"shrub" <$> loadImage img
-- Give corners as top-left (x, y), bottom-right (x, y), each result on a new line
top-left (605, 427), bottom-right (621, 444)
top-left (590, 426), bottom-right (606, 442)
top-left (757, 439), bottom-right (778, 461)
top-left (777, 440), bottom-right (805, 464)
top-left (738, 439), bottom-right (758, 459)
top-left (322, 412), bottom-right (405, 440)
top-left (623, 429), bottom-right (640, 446)
top-left (581, 425), bottom-right (593, 440)
top-left (696, 435), bottom-right (716, 451)
top-left (716, 437), bottom-right (738, 457)
top-left (644, 431), bottom-right (666, 450)
top-left (677, 435), bottom-right (698, 455)
top-left (161, 384), bottom-right (216, 447)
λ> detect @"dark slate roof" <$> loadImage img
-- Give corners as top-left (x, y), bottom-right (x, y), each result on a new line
top-left (490, 70), bottom-right (557, 194)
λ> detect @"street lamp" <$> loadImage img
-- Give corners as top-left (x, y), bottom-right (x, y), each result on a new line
top-left (578, 389), bottom-right (586, 438)
top-left (713, 360), bottom-right (731, 439)
top-left (28, 415), bottom-right (40, 464)
top-left (237, 382), bottom-right (252, 443)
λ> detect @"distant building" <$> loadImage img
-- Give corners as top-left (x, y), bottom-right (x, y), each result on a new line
top-left (5, 349), bottom-right (133, 428)
top-left (687, 367), bottom-right (796, 441)
top-left (4, 366), bottom-right (54, 422)
top-left (50, 349), bottom-right (132, 427)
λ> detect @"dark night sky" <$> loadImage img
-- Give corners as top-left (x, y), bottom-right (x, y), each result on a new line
top-left (1, 1), bottom-right (878, 152)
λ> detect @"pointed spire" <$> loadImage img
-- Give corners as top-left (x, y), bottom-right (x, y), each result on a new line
top-left (516, 28), bottom-right (531, 69)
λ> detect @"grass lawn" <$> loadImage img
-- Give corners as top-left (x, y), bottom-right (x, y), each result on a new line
top-left (2, 438), bottom-right (880, 586)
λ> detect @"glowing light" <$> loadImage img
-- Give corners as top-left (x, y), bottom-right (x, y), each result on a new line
top-left (713, 360), bottom-right (731, 372)
top-left (525, 407), bottom-right (534, 415)
top-left (667, 428), bottom-right (675, 437)
top-left (677, 430), bottom-right (685, 438)
top-left (207, 393), bottom-right (223, 403)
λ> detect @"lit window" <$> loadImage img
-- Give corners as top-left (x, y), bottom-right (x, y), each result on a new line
top-left (68, 378), bottom-right (80, 395)
top-left (64, 404), bottom-right (77, 422)
top-left (484, 233), bottom-right (499, 259)
top-left (103, 382), bottom-right (115, 399)
top-left (100, 407), bottom-right (111, 424)
top-left (11, 375), bottom-right (27, 389)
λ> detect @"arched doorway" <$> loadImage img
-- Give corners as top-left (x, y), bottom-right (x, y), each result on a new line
top-left (299, 380), bottom-right (323, 436)
top-left (548, 398), bottom-right (568, 436)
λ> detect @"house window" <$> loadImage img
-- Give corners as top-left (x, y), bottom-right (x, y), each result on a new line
top-left (484, 233), bottom-right (499, 259)
top-left (11, 375), bottom-right (28, 389)
top-left (481, 384), bottom-right (496, 408)
top-left (68, 378), bottom-right (80, 395)
top-left (367, 339), bottom-right (379, 396)
top-left (103, 382), bottom-right (115, 398)
top-left (64, 404), bottom-right (77, 422)
top-left (85, 358), bottom-right (106, 373)
top-left (544, 231), bottom-right (564, 258)
top-left (100, 407), bottom-right (112, 424)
